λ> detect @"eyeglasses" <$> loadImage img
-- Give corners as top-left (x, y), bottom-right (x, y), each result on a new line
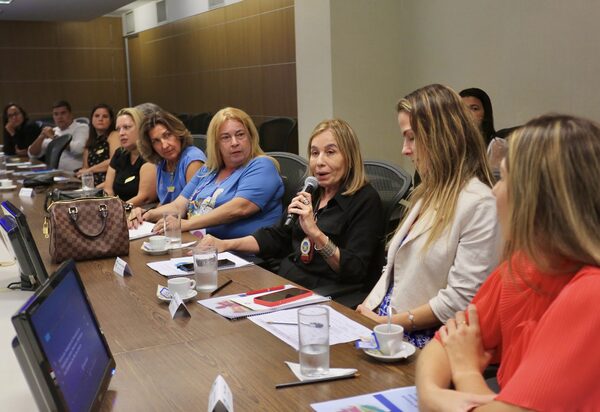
top-left (7, 112), bottom-right (22, 118)
top-left (219, 131), bottom-right (248, 143)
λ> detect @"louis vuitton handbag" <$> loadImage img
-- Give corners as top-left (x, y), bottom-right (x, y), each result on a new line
top-left (45, 196), bottom-right (129, 263)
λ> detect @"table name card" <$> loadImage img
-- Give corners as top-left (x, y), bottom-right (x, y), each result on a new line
top-left (113, 257), bottom-right (132, 277)
top-left (169, 292), bottom-right (191, 319)
top-left (208, 375), bottom-right (233, 412)
top-left (19, 188), bottom-right (34, 197)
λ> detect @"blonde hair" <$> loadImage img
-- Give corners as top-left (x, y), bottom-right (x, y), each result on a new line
top-left (308, 119), bottom-right (367, 196)
top-left (116, 107), bottom-right (143, 153)
top-left (204, 107), bottom-right (277, 172)
top-left (505, 114), bottom-right (600, 270)
top-left (396, 84), bottom-right (493, 249)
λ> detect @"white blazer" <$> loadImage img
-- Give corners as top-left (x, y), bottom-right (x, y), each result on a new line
top-left (364, 178), bottom-right (500, 323)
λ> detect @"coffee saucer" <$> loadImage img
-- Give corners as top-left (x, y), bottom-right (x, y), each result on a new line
top-left (363, 342), bottom-right (416, 362)
top-left (141, 242), bottom-right (169, 255)
top-left (0, 185), bottom-right (17, 190)
top-left (156, 286), bottom-right (198, 302)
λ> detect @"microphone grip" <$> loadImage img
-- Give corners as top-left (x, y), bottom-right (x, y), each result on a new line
top-left (283, 213), bottom-right (296, 228)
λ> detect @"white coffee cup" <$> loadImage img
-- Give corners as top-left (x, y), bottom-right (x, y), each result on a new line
top-left (148, 235), bottom-right (168, 250)
top-left (0, 179), bottom-right (13, 187)
top-left (167, 277), bottom-right (196, 299)
top-left (374, 324), bottom-right (405, 356)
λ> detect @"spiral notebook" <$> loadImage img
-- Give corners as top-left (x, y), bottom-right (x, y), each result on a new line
top-left (198, 285), bottom-right (330, 319)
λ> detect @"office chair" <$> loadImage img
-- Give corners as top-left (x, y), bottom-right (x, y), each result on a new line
top-left (192, 134), bottom-right (207, 152)
top-left (266, 151), bottom-right (308, 208)
top-left (259, 117), bottom-right (297, 153)
top-left (254, 152), bottom-right (308, 273)
top-left (363, 160), bottom-right (412, 239)
top-left (314, 160), bottom-right (412, 308)
top-left (45, 134), bottom-right (72, 169)
top-left (176, 113), bottom-right (191, 128)
top-left (188, 112), bottom-right (212, 134)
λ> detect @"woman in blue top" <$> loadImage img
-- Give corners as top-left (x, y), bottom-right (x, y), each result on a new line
top-left (137, 109), bottom-right (206, 204)
top-left (129, 107), bottom-right (284, 239)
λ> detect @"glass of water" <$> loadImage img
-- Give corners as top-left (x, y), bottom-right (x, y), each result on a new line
top-left (192, 245), bottom-right (218, 292)
top-left (81, 172), bottom-right (95, 191)
top-left (298, 305), bottom-right (330, 377)
top-left (163, 212), bottom-right (181, 249)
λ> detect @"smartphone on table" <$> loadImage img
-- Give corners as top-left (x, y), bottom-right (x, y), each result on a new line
top-left (176, 259), bottom-right (235, 273)
top-left (253, 287), bottom-right (313, 307)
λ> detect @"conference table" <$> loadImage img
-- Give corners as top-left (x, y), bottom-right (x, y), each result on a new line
top-left (0, 175), bottom-right (417, 411)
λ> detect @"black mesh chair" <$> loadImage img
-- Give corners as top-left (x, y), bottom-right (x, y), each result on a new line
top-left (364, 160), bottom-right (412, 239)
top-left (256, 152), bottom-right (308, 273)
top-left (259, 117), bottom-right (297, 153)
top-left (314, 160), bottom-right (413, 308)
top-left (192, 134), bottom-right (207, 152)
top-left (188, 112), bottom-right (212, 134)
top-left (45, 134), bottom-right (72, 169)
top-left (266, 151), bottom-right (308, 208)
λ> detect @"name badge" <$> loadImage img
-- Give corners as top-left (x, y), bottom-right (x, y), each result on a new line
top-left (124, 175), bottom-right (136, 184)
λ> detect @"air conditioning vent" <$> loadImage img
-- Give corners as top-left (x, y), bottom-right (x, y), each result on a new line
top-left (156, 0), bottom-right (167, 23)
top-left (208, 0), bottom-right (225, 10)
top-left (125, 11), bottom-right (135, 34)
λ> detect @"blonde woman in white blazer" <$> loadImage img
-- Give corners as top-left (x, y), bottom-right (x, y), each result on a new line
top-left (356, 84), bottom-right (500, 348)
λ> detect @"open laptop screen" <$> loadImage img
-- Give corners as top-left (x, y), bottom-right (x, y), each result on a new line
top-left (1, 200), bottom-right (49, 286)
top-left (12, 260), bottom-right (115, 411)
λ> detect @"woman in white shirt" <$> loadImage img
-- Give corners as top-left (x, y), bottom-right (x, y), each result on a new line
top-left (356, 84), bottom-right (500, 348)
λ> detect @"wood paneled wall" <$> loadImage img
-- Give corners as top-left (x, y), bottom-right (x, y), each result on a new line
top-left (128, 0), bottom-right (296, 129)
top-left (0, 17), bottom-right (127, 120)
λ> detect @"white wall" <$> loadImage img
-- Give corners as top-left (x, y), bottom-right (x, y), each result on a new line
top-left (295, 0), bottom-right (600, 172)
top-left (294, 0), bottom-right (334, 156)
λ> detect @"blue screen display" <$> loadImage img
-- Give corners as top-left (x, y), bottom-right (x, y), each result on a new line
top-left (30, 269), bottom-right (110, 411)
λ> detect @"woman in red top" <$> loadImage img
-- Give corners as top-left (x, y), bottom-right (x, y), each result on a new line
top-left (416, 114), bottom-right (600, 411)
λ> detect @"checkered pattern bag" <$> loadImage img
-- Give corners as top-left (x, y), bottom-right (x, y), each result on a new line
top-left (46, 196), bottom-right (129, 263)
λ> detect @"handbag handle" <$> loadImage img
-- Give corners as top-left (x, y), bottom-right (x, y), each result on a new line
top-left (68, 204), bottom-right (108, 238)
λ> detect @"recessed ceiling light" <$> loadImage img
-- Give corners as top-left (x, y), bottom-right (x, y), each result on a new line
top-left (0, 0), bottom-right (13, 4)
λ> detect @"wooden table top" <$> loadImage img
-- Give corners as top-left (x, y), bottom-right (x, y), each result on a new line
top-left (4, 177), bottom-right (417, 411)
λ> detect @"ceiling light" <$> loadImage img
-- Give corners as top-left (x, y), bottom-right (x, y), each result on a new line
top-left (0, 0), bottom-right (13, 4)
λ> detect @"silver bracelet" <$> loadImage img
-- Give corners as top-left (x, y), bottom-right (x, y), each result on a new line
top-left (314, 237), bottom-right (337, 258)
top-left (407, 310), bottom-right (416, 330)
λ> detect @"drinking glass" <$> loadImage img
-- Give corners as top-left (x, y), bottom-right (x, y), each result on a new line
top-left (192, 245), bottom-right (218, 292)
top-left (163, 212), bottom-right (181, 249)
top-left (298, 305), bottom-right (330, 377)
top-left (81, 172), bottom-right (95, 191)
top-left (0, 153), bottom-right (6, 176)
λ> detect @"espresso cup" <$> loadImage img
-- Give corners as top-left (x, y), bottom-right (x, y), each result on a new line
top-left (167, 277), bottom-right (196, 299)
top-left (148, 235), bottom-right (168, 250)
top-left (374, 324), bottom-right (405, 356)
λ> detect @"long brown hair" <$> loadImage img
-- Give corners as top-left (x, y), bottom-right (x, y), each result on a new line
top-left (396, 84), bottom-right (493, 249)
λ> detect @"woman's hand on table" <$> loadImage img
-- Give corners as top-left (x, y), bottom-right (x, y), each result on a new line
top-left (199, 234), bottom-right (227, 252)
top-left (356, 304), bottom-right (386, 323)
top-left (419, 386), bottom-right (495, 412)
top-left (127, 207), bottom-right (145, 229)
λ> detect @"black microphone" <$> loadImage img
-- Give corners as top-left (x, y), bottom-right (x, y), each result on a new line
top-left (284, 176), bottom-right (319, 228)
